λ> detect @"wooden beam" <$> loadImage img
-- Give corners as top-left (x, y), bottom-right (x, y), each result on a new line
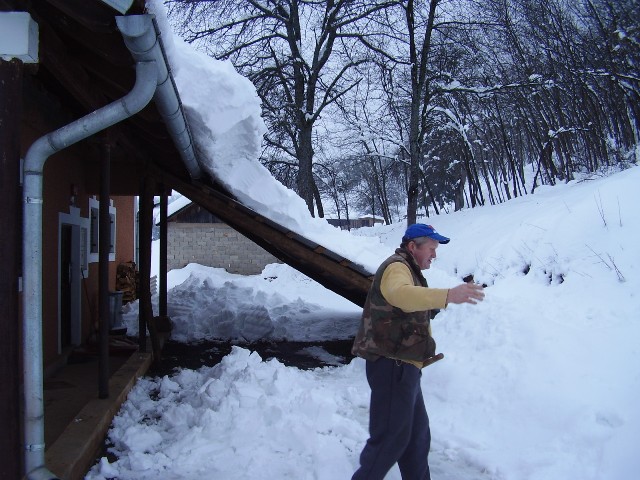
top-left (138, 174), bottom-right (162, 364)
top-left (0, 57), bottom-right (23, 480)
top-left (152, 167), bottom-right (373, 306)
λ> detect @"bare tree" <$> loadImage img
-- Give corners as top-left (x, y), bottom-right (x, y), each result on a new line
top-left (315, 158), bottom-right (358, 224)
top-left (167, 0), bottom-right (398, 217)
top-left (167, 0), bottom-right (639, 220)
top-left (354, 0), bottom-right (514, 221)
top-left (475, 0), bottom-right (640, 189)
top-left (329, 71), bottom-right (408, 224)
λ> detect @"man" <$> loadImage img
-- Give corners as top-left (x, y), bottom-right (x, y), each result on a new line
top-left (351, 223), bottom-right (485, 480)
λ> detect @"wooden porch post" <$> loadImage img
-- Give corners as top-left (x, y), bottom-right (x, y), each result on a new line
top-left (138, 174), bottom-right (161, 363)
top-left (98, 138), bottom-right (112, 398)
top-left (0, 57), bottom-right (23, 480)
top-left (159, 185), bottom-right (168, 318)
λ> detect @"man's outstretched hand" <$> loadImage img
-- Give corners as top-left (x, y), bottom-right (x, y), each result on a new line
top-left (447, 283), bottom-right (485, 305)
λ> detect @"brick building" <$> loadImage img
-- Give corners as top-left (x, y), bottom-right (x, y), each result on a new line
top-left (165, 202), bottom-right (281, 274)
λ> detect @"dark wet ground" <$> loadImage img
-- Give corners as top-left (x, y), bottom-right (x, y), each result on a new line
top-left (146, 338), bottom-right (357, 378)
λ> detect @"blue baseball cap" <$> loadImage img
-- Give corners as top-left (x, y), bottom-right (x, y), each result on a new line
top-left (402, 223), bottom-right (450, 244)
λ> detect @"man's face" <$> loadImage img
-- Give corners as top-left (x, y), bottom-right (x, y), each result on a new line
top-left (407, 238), bottom-right (439, 269)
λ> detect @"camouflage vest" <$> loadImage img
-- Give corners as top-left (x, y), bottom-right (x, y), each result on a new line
top-left (351, 248), bottom-right (436, 363)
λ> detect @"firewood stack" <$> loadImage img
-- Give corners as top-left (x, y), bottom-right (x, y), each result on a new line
top-left (116, 261), bottom-right (139, 304)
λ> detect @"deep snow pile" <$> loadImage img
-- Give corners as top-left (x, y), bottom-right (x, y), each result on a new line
top-left (122, 263), bottom-right (361, 343)
top-left (88, 166), bottom-right (640, 480)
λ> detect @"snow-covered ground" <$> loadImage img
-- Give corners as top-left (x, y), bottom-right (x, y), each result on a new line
top-left (87, 165), bottom-right (640, 480)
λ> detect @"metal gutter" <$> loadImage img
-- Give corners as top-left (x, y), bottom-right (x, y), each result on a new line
top-left (116, 14), bottom-right (202, 179)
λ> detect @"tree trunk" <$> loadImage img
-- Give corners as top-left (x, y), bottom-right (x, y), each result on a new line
top-left (405, 0), bottom-right (438, 226)
top-left (453, 171), bottom-right (466, 211)
top-left (297, 124), bottom-right (316, 216)
top-left (423, 175), bottom-right (439, 215)
top-left (406, 140), bottom-right (421, 225)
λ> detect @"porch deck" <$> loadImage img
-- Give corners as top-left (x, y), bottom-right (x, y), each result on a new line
top-left (43, 346), bottom-right (153, 480)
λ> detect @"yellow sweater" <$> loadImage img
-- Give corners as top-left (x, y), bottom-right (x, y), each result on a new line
top-left (380, 262), bottom-right (449, 368)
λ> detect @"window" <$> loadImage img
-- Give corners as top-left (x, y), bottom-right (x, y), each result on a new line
top-left (88, 196), bottom-right (116, 263)
top-left (80, 225), bottom-right (88, 276)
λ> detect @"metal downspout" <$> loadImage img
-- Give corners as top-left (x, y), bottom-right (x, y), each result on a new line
top-left (22, 60), bottom-right (157, 480)
top-left (116, 14), bottom-right (202, 179)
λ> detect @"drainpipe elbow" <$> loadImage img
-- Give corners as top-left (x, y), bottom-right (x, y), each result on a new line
top-left (23, 135), bottom-right (54, 180)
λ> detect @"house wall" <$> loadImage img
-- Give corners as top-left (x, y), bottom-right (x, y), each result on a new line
top-left (42, 147), bottom-right (89, 364)
top-left (22, 77), bottom-right (136, 368)
top-left (41, 164), bottom-right (136, 366)
top-left (167, 223), bottom-right (281, 275)
top-left (113, 195), bottom-right (136, 270)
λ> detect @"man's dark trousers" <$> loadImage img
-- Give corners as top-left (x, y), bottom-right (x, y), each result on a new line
top-left (352, 357), bottom-right (431, 480)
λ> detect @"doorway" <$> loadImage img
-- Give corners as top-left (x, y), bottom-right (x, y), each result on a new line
top-left (59, 207), bottom-right (86, 353)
